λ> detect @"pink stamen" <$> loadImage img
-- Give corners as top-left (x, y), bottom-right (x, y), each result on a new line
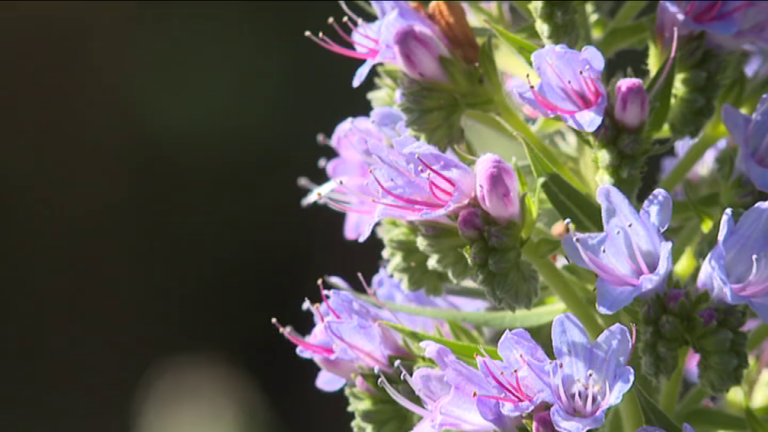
top-left (416, 155), bottom-right (456, 188)
top-left (305, 31), bottom-right (376, 60)
top-left (692, 1), bottom-right (722, 22)
top-left (472, 392), bottom-right (527, 405)
top-left (318, 279), bottom-right (342, 320)
top-left (710, 1), bottom-right (750, 20)
top-left (545, 59), bottom-right (595, 110)
top-left (343, 16), bottom-right (380, 47)
top-left (428, 174), bottom-right (453, 199)
top-left (370, 170), bottom-right (444, 208)
top-left (527, 76), bottom-right (581, 115)
top-left (370, 199), bottom-right (424, 213)
top-left (477, 355), bottom-right (528, 402)
top-left (327, 326), bottom-right (390, 369)
top-left (272, 318), bottom-right (336, 356)
top-left (428, 180), bottom-right (450, 204)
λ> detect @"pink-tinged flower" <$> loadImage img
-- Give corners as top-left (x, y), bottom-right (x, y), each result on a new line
top-left (474, 154), bottom-right (521, 224)
top-left (514, 45), bottom-right (608, 132)
top-left (306, 1), bottom-right (448, 88)
top-left (379, 341), bottom-right (518, 432)
top-left (614, 78), bottom-right (649, 130)
top-left (300, 107), bottom-right (475, 241)
top-left (722, 95), bottom-right (768, 192)
top-left (697, 201), bottom-right (768, 322)
top-left (275, 270), bottom-right (487, 392)
top-left (684, 349), bottom-right (701, 383)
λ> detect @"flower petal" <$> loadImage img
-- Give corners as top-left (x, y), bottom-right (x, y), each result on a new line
top-left (552, 313), bottom-right (591, 371)
top-left (640, 189), bottom-right (673, 232)
top-left (722, 103), bottom-right (751, 148)
top-left (315, 370), bottom-right (348, 392)
top-left (596, 278), bottom-right (642, 315)
top-left (550, 405), bottom-right (606, 432)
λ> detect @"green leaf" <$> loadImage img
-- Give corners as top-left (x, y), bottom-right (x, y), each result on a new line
top-left (637, 384), bottom-right (683, 432)
top-left (382, 321), bottom-right (501, 362)
top-left (608, 1), bottom-right (648, 30)
top-left (596, 18), bottom-right (651, 58)
top-left (369, 297), bottom-right (566, 329)
top-left (461, 110), bottom-right (529, 163)
top-left (486, 20), bottom-right (538, 65)
top-left (679, 407), bottom-right (749, 431)
top-left (646, 52), bottom-right (676, 135)
top-left (540, 173), bottom-right (602, 232)
top-left (747, 407), bottom-right (768, 432)
top-left (446, 320), bottom-right (486, 346)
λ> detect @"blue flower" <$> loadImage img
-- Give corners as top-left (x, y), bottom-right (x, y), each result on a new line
top-left (547, 314), bottom-right (635, 432)
top-left (563, 186), bottom-right (674, 314)
top-left (306, 1), bottom-right (447, 87)
top-left (658, 1), bottom-right (752, 37)
top-left (697, 201), bottom-right (768, 322)
top-left (515, 45), bottom-right (607, 132)
top-left (722, 95), bottom-right (768, 192)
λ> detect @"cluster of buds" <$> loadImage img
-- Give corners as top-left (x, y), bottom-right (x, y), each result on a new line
top-left (638, 288), bottom-right (749, 393)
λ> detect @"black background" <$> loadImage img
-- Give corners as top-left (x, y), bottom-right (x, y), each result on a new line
top-left (3, 2), bottom-right (381, 431)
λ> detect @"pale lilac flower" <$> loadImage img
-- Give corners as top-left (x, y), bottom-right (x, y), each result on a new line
top-left (614, 78), bottom-right (649, 130)
top-left (659, 136), bottom-right (728, 187)
top-left (697, 201), bottom-right (768, 322)
top-left (722, 95), bottom-right (768, 192)
top-left (563, 186), bottom-right (674, 314)
top-left (533, 410), bottom-right (556, 432)
top-left (515, 45), bottom-right (608, 132)
top-left (301, 107), bottom-right (475, 241)
top-left (379, 341), bottom-right (516, 432)
top-left (684, 349), bottom-right (701, 383)
top-left (474, 154), bottom-right (521, 224)
top-left (306, 1), bottom-right (448, 87)
top-left (548, 313), bottom-right (635, 432)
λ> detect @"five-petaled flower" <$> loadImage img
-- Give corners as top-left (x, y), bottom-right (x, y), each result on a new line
top-left (515, 44), bottom-right (608, 132)
top-left (697, 201), bottom-right (768, 322)
top-left (563, 186), bottom-right (674, 314)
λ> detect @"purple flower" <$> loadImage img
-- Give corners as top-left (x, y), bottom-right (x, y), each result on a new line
top-left (533, 410), bottom-right (556, 432)
top-left (301, 107), bottom-right (476, 241)
top-left (515, 45), bottom-right (607, 132)
top-left (306, 1), bottom-right (447, 88)
top-left (548, 313), bottom-right (635, 432)
top-left (563, 186), bottom-right (674, 314)
top-left (275, 269), bottom-right (488, 392)
top-left (614, 78), bottom-right (649, 130)
top-left (474, 154), bottom-right (521, 224)
top-left (393, 24), bottom-right (450, 82)
top-left (379, 341), bottom-right (516, 432)
top-left (697, 201), bottom-right (768, 322)
top-left (659, 136), bottom-right (728, 191)
top-left (722, 95), bottom-right (768, 192)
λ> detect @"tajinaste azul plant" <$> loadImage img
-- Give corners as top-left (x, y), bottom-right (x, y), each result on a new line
top-left (279, 1), bottom-right (768, 431)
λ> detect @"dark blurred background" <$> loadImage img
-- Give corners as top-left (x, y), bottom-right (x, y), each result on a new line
top-left (2, 2), bottom-right (382, 431)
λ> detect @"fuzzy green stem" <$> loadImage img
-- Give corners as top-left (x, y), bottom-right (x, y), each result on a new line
top-left (443, 283), bottom-right (490, 300)
top-left (522, 243), bottom-right (603, 338)
top-left (659, 132), bottom-right (719, 192)
top-left (660, 348), bottom-right (688, 415)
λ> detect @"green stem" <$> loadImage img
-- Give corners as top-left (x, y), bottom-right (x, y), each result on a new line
top-left (522, 243), bottom-right (603, 338)
top-left (659, 132), bottom-right (719, 192)
top-left (660, 348), bottom-right (688, 415)
top-left (443, 284), bottom-right (490, 300)
top-left (619, 390), bottom-right (645, 432)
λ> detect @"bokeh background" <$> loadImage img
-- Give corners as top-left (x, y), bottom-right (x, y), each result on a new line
top-left (3, 2), bottom-right (383, 431)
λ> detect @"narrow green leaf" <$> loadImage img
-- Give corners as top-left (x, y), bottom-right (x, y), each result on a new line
top-left (608, 1), bottom-right (648, 30)
top-left (636, 385), bottom-right (683, 432)
top-left (747, 407), bottom-right (768, 432)
top-left (679, 407), bottom-right (749, 431)
top-left (382, 322), bottom-right (501, 361)
top-left (461, 110), bottom-right (529, 163)
top-left (541, 173), bottom-right (602, 232)
top-left (446, 320), bottom-right (486, 346)
top-left (373, 298), bottom-right (566, 329)
top-left (646, 54), bottom-right (676, 135)
top-left (486, 21), bottom-right (538, 65)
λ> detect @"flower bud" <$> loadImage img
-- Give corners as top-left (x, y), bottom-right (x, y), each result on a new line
top-left (457, 207), bottom-right (484, 241)
top-left (474, 154), bottom-right (520, 224)
top-left (427, 1), bottom-right (479, 63)
top-left (614, 78), bottom-right (649, 130)
top-left (533, 410), bottom-right (556, 432)
top-left (393, 25), bottom-right (449, 83)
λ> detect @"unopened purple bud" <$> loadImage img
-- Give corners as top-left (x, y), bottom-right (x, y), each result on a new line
top-left (474, 154), bottom-right (521, 224)
top-left (393, 24), bottom-right (450, 83)
top-left (698, 308), bottom-right (718, 327)
top-left (614, 78), bottom-right (649, 130)
top-left (458, 207), bottom-right (484, 240)
top-left (665, 289), bottom-right (689, 313)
